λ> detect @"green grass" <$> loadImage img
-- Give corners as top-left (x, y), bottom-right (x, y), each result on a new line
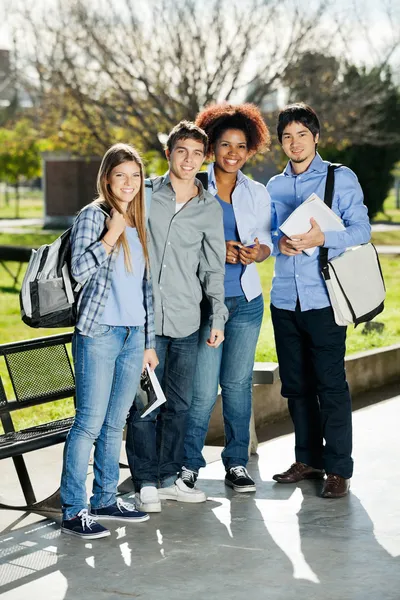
top-left (371, 230), bottom-right (400, 246)
top-left (0, 190), bottom-right (44, 220)
top-left (373, 189), bottom-right (400, 223)
top-left (0, 230), bottom-right (399, 432)
top-left (254, 255), bottom-right (400, 362)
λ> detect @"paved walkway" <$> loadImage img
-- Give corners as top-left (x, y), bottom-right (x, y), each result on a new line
top-left (0, 385), bottom-right (399, 600)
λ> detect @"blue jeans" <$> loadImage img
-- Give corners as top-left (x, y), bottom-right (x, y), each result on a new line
top-left (60, 325), bottom-right (144, 520)
top-left (126, 331), bottom-right (199, 489)
top-left (184, 294), bottom-right (264, 472)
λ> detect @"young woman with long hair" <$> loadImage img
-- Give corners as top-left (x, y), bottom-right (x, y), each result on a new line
top-left (60, 143), bottom-right (158, 539)
top-left (182, 104), bottom-right (272, 493)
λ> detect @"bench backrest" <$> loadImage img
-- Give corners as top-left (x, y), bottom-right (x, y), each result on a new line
top-left (0, 332), bottom-right (75, 414)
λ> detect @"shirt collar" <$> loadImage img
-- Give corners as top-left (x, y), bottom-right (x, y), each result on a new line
top-left (284, 152), bottom-right (326, 177)
top-left (161, 170), bottom-right (206, 201)
top-left (207, 163), bottom-right (247, 192)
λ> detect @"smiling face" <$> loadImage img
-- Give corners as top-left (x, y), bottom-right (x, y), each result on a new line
top-left (214, 128), bottom-right (250, 174)
top-left (166, 138), bottom-right (205, 181)
top-left (281, 121), bottom-right (319, 172)
top-left (107, 161), bottom-right (141, 209)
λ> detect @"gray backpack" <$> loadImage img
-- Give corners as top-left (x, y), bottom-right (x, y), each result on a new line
top-left (20, 180), bottom-right (153, 328)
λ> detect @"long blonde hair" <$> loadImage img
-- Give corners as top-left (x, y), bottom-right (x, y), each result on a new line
top-left (95, 143), bottom-right (149, 271)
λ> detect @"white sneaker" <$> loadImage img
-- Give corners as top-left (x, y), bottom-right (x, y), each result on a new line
top-left (135, 486), bottom-right (161, 513)
top-left (158, 477), bottom-right (206, 503)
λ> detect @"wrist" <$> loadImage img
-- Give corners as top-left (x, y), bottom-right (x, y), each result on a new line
top-left (103, 233), bottom-right (118, 247)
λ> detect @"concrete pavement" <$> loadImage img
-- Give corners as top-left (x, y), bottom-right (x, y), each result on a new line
top-left (0, 385), bottom-right (399, 600)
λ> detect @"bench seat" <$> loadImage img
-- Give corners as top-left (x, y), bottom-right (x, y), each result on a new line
top-left (0, 416), bottom-right (74, 460)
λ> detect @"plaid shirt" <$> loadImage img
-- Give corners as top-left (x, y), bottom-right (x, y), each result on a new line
top-left (70, 203), bottom-right (156, 348)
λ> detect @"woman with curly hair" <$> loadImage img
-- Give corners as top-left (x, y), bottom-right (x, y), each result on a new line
top-left (182, 103), bottom-right (272, 493)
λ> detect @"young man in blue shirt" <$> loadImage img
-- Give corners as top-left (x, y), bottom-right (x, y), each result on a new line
top-left (267, 103), bottom-right (371, 498)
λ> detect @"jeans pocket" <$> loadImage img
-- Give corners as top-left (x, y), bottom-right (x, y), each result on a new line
top-left (90, 324), bottom-right (113, 338)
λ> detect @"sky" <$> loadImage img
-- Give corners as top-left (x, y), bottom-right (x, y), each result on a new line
top-left (0, 0), bottom-right (398, 71)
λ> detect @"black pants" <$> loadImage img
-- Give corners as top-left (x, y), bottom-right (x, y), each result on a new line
top-left (271, 303), bottom-right (353, 479)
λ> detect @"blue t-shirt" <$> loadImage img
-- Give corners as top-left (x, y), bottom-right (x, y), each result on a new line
top-left (216, 195), bottom-right (244, 298)
top-left (100, 226), bottom-right (146, 326)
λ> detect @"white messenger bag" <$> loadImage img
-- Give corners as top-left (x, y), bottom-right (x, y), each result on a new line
top-left (321, 243), bottom-right (385, 327)
top-left (319, 164), bottom-right (385, 327)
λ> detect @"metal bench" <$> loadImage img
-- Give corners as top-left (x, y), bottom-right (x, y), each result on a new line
top-left (0, 332), bottom-right (75, 513)
top-left (0, 245), bottom-right (32, 288)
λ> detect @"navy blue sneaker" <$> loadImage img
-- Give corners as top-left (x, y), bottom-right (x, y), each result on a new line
top-left (90, 497), bottom-right (150, 522)
top-left (61, 509), bottom-right (111, 539)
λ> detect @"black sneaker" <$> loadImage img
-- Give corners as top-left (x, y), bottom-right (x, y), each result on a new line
top-left (181, 466), bottom-right (198, 489)
top-left (90, 497), bottom-right (149, 522)
top-left (225, 466), bottom-right (256, 493)
top-left (61, 509), bottom-right (111, 539)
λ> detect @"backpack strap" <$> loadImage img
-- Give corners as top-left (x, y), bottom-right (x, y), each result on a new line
top-left (196, 171), bottom-right (209, 191)
top-left (319, 163), bottom-right (342, 278)
top-left (98, 202), bottom-right (111, 217)
top-left (145, 178), bottom-right (153, 223)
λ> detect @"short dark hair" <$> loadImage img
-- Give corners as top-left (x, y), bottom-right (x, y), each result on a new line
top-left (277, 103), bottom-right (320, 143)
top-left (195, 103), bottom-right (271, 159)
top-left (166, 120), bottom-right (208, 155)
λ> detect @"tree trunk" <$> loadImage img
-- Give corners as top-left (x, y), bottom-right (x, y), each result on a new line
top-left (15, 182), bottom-right (20, 218)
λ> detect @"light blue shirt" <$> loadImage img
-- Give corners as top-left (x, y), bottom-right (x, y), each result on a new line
top-left (100, 226), bottom-right (145, 326)
top-left (216, 195), bottom-right (244, 297)
top-left (207, 163), bottom-right (273, 302)
top-left (267, 153), bottom-right (371, 312)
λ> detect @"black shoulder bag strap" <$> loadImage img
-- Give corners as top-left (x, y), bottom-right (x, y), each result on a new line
top-left (319, 163), bottom-right (342, 281)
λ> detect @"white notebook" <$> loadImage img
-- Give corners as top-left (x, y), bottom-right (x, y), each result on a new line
top-left (279, 193), bottom-right (345, 256)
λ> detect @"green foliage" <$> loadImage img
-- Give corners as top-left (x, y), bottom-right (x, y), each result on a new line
top-left (283, 53), bottom-right (400, 218)
top-left (324, 143), bottom-right (399, 219)
top-left (0, 120), bottom-right (42, 185)
top-left (142, 150), bottom-right (169, 177)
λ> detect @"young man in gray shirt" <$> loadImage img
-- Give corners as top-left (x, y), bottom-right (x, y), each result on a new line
top-left (126, 121), bottom-right (228, 512)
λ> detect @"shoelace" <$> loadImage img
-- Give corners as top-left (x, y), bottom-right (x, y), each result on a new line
top-left (116, 497), bottom-right (137, 513)
top-left (283, 462), bottom-right (306, 476)
top-left (326, 474), bottom-right (341, 488)
top-left (77, 509), bottom-right (98, 531)
top-left (181, 468), bottom-right (195, 484)
top-left (230, 466), bottom-right (249, 479)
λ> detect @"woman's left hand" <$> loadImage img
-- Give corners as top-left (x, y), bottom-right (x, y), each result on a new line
top-left (238, 238), bottom-right (260, 265)
top-left (143, 349), bottom-right (159, 372)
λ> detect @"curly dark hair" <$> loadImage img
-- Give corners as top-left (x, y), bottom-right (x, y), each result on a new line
top-left (195, 103), bottom-right (271, 159)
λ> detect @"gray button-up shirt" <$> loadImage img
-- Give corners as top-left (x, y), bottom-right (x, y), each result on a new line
top-left (148, 173), bottom-right (228, 338)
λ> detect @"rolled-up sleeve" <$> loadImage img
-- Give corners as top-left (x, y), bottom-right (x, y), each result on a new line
top-left (70, 207), bottom-right (109, 284)
top-left (267, 178), bottom-right (284, 256)
top-left (198, 203), bottom-right (228, 331)
top-left (323, 168), bottom-right (371, 249)
top-left (254, 185), bottom-right (273, 254)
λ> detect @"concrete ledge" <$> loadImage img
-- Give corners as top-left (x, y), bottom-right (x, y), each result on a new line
top-left (345, 344), bottom-right (400, 396)
top-left (206, 343), bottom-right (400, 443)
top-left (252, 362), bottom-right (279, 384)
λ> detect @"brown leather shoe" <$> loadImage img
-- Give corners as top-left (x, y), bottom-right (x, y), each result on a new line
top-left (273, 462), bottom-right (325, 484)
top-left (321, 474), bottom-right (350, 498)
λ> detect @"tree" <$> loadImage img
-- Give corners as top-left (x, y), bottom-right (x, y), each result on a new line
top-left (14, 0), bottom-right (336, 155)
top-left (0, 120), bottom-right (42, 217)
top-left (281, 52), bottom-right (400, 217)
